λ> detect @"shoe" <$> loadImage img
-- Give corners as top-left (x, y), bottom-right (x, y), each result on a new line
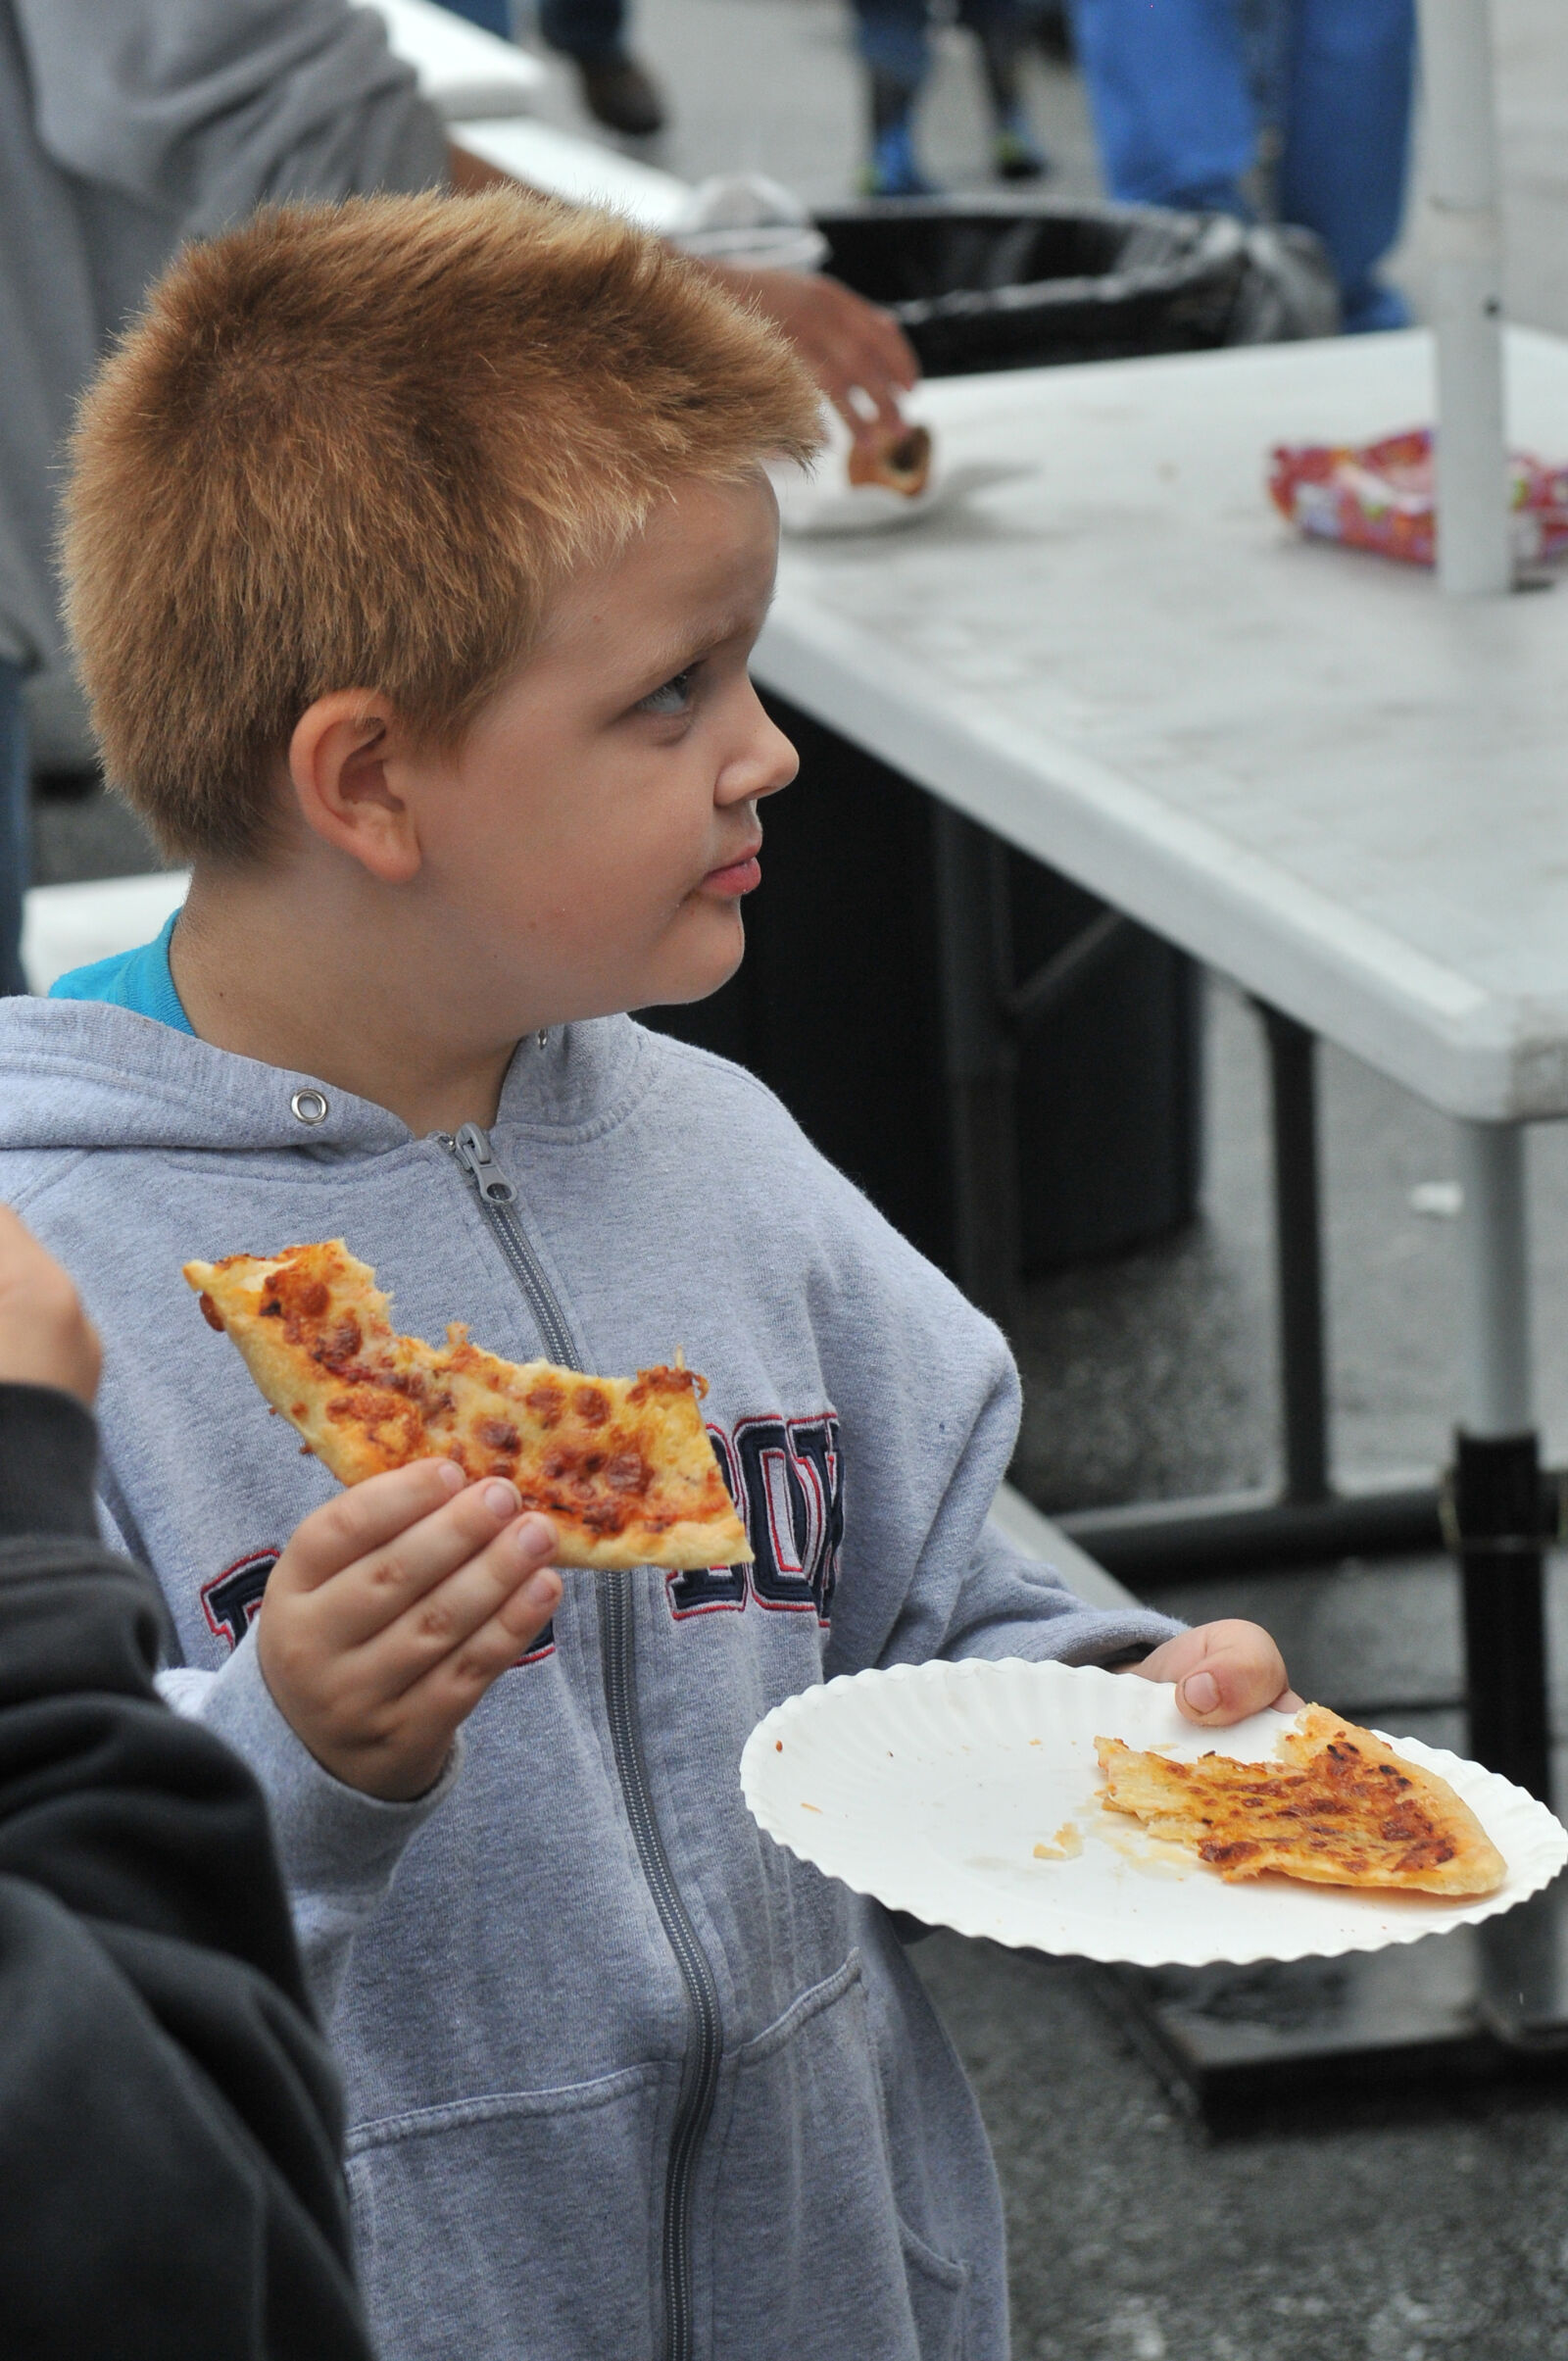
top-left (577, 55), bottom-right (665, 136)
top-left (992, 112), bottom-right (1048, 182)
top-left (858, 122), bottom-right (939, 199)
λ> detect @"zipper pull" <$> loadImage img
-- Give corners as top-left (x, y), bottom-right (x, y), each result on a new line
top-left (449, 1121), bottom-right (515, 1205)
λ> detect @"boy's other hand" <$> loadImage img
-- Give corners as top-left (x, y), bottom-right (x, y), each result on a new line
top-left (257, 1461), bottom-right (561, 1800)
top-left (1124, 1620), bottom-right (1302, 1726)
top-left (699, 265), bottom-right (920, 444)
top-left (0, 1205), bottom-right (102, 1405)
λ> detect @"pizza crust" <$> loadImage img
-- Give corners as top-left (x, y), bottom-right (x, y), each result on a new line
top-left (1096, 1705), bottom-right (1506, 1896)
top-left (183, 1239), bottom-right (754, 1571)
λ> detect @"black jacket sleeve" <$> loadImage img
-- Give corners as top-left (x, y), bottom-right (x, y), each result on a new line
top-left (0, 1385), bottom-right (373, 2361)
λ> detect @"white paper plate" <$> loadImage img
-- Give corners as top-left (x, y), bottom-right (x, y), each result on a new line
top-left (739, 1658), bottom-right (1568, 1968)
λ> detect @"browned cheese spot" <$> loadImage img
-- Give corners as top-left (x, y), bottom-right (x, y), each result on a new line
top-left (198, 1291), bottom-right (224, 1333)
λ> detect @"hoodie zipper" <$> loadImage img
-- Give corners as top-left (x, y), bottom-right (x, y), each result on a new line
top-left (442, 1119), bottom-right (721, 2361)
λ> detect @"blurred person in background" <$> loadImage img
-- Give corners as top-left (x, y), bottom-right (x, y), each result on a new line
top-left (1070, 0), bottom-right (1415, 332)
top-left (853, 0), bottom-right (1051, 195)
top-left (0, 0), bottom-right (914, 1005)
top-left (436, 0), bottom-right (667, 139)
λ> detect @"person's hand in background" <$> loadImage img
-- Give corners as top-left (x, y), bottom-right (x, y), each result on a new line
top-left (0, 1205), bottom-right (101, 1405)
top-left (701, 264), bottom-right (920, 445)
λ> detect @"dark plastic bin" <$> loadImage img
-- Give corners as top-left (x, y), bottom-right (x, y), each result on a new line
top-left (812, 195), bottom-right (1250, 375)
top-left (646, 200), bottom-right (1221, 1294)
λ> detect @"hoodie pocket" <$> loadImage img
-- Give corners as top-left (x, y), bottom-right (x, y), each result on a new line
top-left (707, 1952), bottom-right (970, 2361)
top-left (345, 2061), bottom-right (670, 2361)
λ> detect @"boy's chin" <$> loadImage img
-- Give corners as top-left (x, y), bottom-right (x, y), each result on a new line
top-left (643, 918), bottom-right (748, 1010)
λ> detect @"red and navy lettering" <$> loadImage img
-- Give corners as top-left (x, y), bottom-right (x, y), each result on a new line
top-left (200, 1550), bottom-right (277, 1649)
top-left (667, 1412), bottom-right (842, 1625)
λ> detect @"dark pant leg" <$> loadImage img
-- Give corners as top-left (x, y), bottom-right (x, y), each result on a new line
top-left (431, 0), bottom-right (514, 33)
top-left (538, 0), bottom-right (628, 65)
top-left (957, 0), bottom-right (1030, 122)
top-left (0, 661), bottom-right (28, 998)
top-left (853, 0), bottom-right (933, 100)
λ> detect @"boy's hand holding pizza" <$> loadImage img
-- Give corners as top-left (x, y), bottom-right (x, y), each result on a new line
top-left (257, 1462), bottom-right (561, 1802)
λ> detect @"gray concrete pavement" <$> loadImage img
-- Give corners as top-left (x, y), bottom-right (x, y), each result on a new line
top-left (914, 1929), bottom-right (1568, 2361)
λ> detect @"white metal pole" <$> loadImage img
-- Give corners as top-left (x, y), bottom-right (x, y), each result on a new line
top-left (1415, 0), bottom-right (1511, 597)
top-left (1455, 1119), bottom-right (1532, 1434)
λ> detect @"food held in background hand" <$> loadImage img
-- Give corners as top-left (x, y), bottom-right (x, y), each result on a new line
top-left (770, 404), bottom-right (941, 534)
top-left (847, 420), bottom-right (933, 498)
top-left (1268, 426), bottom-right (1568, 568)
top-left (183, 1240), bottom-right (752, 1570)
top-left (1096, 1705), bottom-right (1506, 1895)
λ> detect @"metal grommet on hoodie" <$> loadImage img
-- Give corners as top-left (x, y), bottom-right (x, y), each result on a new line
top-left (289, 1088), bottom-right (329, 1127)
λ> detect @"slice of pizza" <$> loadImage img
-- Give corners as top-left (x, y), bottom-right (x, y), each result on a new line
top-left (1096, 1705), bottom-right (1506, 1896)
top-left (182, 1239), bottom-right (753, 1572)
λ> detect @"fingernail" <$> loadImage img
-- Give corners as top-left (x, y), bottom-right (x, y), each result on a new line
top-left (483, 1478), bottom-right (520, 1518)
top-left (523, 1568), bottom-right (561, 1609)
top-left (1182, 1671), bottom-right (1220, 1714)
top-left (436, 1458), bottom-right (466, 1492)
top-left (514, 1514), bottom-right (556, 1558)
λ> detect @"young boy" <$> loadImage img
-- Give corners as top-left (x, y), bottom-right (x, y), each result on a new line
top-left (0, 192), bottom-right (1292, 2361)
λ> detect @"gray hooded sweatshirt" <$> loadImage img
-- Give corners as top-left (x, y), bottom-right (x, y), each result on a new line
top-left (0, 995), bottom-right (1180, 2361)
top-left (1, 0), bottom-right (446, 671)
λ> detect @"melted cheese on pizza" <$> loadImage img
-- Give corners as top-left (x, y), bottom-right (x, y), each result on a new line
top-left (183, 1239), bottom-right (753, 1571)
top-left (1096, 1706), bottom-right (1506, 1896)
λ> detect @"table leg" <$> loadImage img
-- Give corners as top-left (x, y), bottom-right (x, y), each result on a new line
top-left (1450, 1119), bottom-right (1552, 1805)
top-left (930, 804), bottom-right (1019, 1320)
top-left (1259, 1004), bottom-right (1331, 1505)
top-left (1062, 999), bottom-right (1441, 1574)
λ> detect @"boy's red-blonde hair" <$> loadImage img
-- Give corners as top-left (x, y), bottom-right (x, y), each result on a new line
top-left (63, 189), bottom-right (822, 862)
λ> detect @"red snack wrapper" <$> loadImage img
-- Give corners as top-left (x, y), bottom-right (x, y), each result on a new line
top-left (1268, 426), bottom-right (1568, 567)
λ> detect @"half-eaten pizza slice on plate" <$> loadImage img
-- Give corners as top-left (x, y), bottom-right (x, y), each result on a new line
top-left (1096, 1705), bottom-right (1506, 1895)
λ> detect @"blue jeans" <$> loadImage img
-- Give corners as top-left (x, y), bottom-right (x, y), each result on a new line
top-left (0, 661), bottom-right (26, 998)
top-left (1071, 0), bottom-right (1415, 330)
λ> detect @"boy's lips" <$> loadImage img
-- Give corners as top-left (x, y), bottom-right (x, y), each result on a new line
top-left (701, 844), bottom-right (762, 896)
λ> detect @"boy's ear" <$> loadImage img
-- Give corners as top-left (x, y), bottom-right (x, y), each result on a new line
top-left (287, 691), bottom-right (423, 884)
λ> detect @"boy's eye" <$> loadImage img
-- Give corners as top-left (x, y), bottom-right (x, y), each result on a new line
top-left (635, 667), bottom-right (698, 717)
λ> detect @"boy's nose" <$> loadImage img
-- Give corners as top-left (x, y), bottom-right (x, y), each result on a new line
top-left (718, 696), bottom-right (798, 804)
